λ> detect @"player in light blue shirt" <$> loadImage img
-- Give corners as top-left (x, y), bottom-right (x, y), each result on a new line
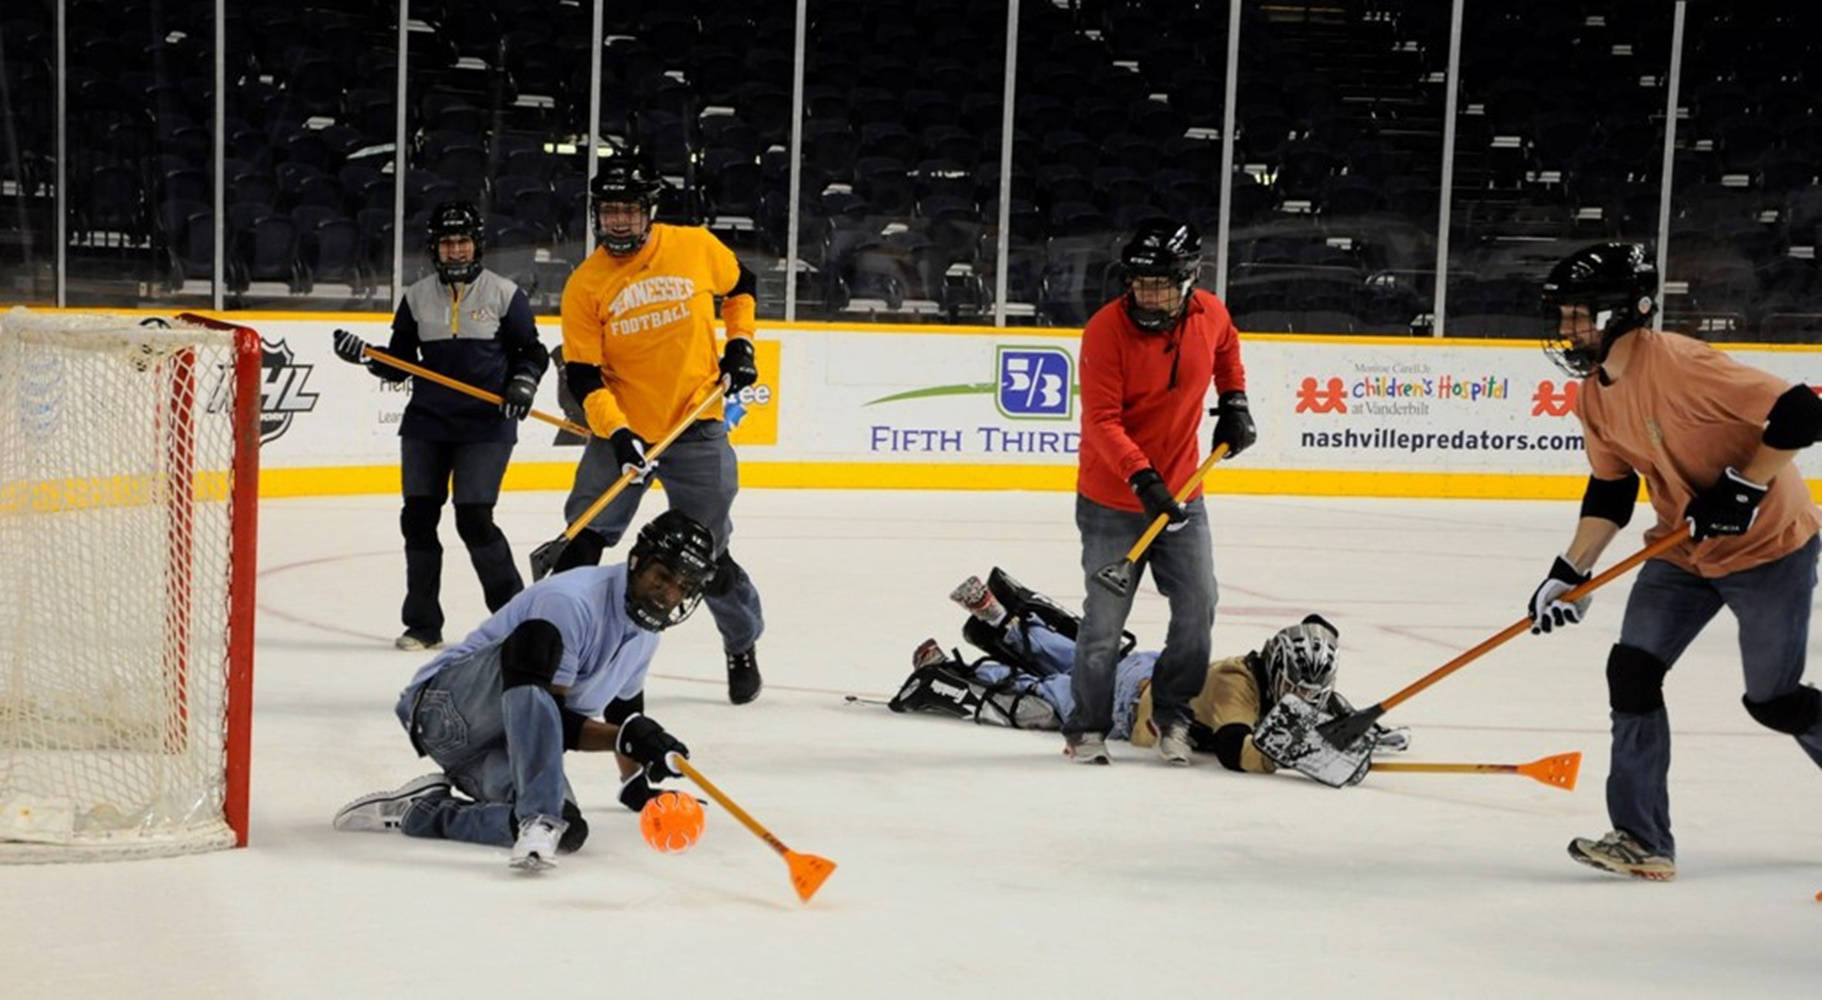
top-left (332, 510), bottom-right (717, 871)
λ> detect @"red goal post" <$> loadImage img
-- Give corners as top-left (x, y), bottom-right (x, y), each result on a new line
top-left (0, 308), bottom-right (260, 861)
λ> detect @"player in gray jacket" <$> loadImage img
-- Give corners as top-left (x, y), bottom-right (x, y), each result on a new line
top-left (332, 201), bottom-right (549, 650)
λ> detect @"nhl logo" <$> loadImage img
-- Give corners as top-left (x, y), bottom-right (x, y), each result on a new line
top-left (255, 337), bottom-right (320, 443)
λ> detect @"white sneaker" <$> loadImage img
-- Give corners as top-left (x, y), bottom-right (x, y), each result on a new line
top-left (1156, 720), bottom-right (1192, 765)
top-left (509, 816), bottom-right (567, 871)
top-left (1065, 732), bottom-right (1111, 764)
top-left (332, 774), bottom-right (451, 832)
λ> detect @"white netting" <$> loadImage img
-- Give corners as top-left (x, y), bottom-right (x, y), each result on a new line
top-left (0, 307), bottom-right (253, 861)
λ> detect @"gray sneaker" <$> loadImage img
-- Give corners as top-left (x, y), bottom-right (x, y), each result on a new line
top-left (1567, 829), bottom-right (1676, 881)
top-left (395, 629), bottom-right (443, 651)
top-left (1065, 732), bottom-right (1111, 764)
top-left (332, 774), bottom-right (451, 832)
top-left (1156, 720), bottom-right (1192, 765)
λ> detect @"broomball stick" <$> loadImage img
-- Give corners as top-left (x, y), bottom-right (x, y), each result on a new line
top-left (1317, 530), bottom-right (1686, 750)
top-left (672, 755), bottom-right (836, 903)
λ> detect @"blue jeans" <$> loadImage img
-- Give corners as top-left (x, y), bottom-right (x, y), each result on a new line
top-left (564, 419), bottom-right (763, 653)
top-left (1608, 533), bottom-right (1821, 858)
top-left (1065, 495), bottom-right (1216, 737)
top-left (393, 645), bottom-right (575, 848)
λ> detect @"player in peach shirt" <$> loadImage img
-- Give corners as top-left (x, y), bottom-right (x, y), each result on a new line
top-left (1528, 243), bottom-right (1822, 880)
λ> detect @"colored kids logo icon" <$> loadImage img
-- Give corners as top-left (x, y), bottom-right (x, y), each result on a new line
top-left (1295, 376), bottom-right (1348, 414)
top-left (1531, 379), bottom-right (1578, 417)
top-left (996, 347), bottom-right (1072, 419)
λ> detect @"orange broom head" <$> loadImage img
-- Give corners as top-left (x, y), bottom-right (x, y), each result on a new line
top-left (787, 851), bottom-right (837, 903)
top-left (1517, 751), bottom-right (1581, 791)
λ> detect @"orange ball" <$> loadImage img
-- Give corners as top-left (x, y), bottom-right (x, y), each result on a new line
top-left (639, 791), bottom-right (705, 853)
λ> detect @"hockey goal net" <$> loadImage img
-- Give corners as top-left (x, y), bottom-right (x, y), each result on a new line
top-left (0, 308), bottom-right (259, 861)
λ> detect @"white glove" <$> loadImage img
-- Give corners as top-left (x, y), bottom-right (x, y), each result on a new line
top-left (1527, 555), bottom-right (1592, 634)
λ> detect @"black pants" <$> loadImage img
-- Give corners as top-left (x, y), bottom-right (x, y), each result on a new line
top-left (399, 438), bottom-right (520, 632)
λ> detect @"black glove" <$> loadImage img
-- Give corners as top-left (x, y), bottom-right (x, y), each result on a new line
top-left (1210, 391), bottom-right (1256, 457)
top-left (500, 372), bottom-right (538, 421)
top-left (1129, 468), bottom-right (1187, 531)
top-left (609, 427), bottom-right (656, 483)
top-left (332, 328), bottom-right (368, 365)
top-left (1684, 467), bottom-right (1769, 541)
top-left (614, 713), bottom-right (688, 781)
top-left (720, 337), bottom-right (758, 396)
top-left (617, 770), bottom-right (701, 811)
top-left (1527, 555), bottom-right (1592, 634)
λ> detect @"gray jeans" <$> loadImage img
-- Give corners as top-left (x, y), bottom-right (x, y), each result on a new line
top-left (1608, 532), bottom-right (1822, 858)
top-left (393, 646), bottom-right (575, 848)
top-left (564, 419), bottom-right (763, 653)
top-left (1064, 494), bottom-right (1217, 737)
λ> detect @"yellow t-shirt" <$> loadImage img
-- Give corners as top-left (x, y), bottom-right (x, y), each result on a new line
top-left (559, 224), bottom-right (757, 439)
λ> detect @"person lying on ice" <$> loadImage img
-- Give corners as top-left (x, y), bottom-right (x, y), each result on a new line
top-left (887, 569), bottom-right (1409, 785)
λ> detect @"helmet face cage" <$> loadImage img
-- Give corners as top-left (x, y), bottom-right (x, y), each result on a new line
top-left (590, 160), bottom-right (664, 256)
top-left (1265, 619), bottom-right (1339, 705)
top-left (623, 513), bottom-right (717, 632)
top-left (1121, 223), bottom-right (1202, 332)
top-left (1539, 243), bottom-right (1657, 378)
top-left (426, 201), bottom-right (485, 284)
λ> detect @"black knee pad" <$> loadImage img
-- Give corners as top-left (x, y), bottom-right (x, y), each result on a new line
top-left (602, 691), bottom-right (644, 725)
top-left (500, 619), bottom-right (563, 690)
top-left (1607, 644), bottom-right (1669, 715)
top-left (453, 503), bottom-right (503, 547)
top-left (559, 800), bottom-right (588, 853)
top-left (553, 528), bottom-right (608, 572)
top-left (401, 497), bottom-right (442, 549)
top-left (705, 551), bottom-right (739, 597)
top-left (1742, 686), bottom-right (1822, 734)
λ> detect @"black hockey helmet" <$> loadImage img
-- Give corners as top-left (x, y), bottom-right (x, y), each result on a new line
top-left (624, 509), bottom-right (717, 632)
top-left (1120, 221), bottom-right (1202, 332)
top-left (426, 200), bottom-right (484, 284)
top-left (1539, 242), bottom-right (1657, 377)
top-left (590, 154), bottom-right (665, 255)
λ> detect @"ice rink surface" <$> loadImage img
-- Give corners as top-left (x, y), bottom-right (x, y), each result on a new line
top-left (5, 488), bottom-right (1820, 999)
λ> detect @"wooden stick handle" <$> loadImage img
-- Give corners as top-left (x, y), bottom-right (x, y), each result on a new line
top-left (1120, 443), bottom-right (1230, 563)
top-left (1370, 762), bottom-right (1516, 775)
top-left (557, 383), bottom-right (726, 542)
top-left (362, 346), bottom-right (591, 437)
top-left (1377, 530), bottom-right (1685, 713)
top-left (673, 755), bottom-right (790, 858)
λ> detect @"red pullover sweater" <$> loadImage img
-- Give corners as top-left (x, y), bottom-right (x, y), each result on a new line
top-left (1076, 289), bottom-right (1247, 511)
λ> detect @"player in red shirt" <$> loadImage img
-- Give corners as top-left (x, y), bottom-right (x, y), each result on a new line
top-left (1064, 221), bottom-right (1253, 764)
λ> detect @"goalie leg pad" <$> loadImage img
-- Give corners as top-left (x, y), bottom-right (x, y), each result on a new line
top-left (1742, 686), bottom-right (1822, 734)
top-left (987, 567), bottom-right (1081, 640)
top-left (889, 662), bottom-right (983, 719)
top-left (975, 684), bottom-right (1063, 730)
top-left (1607, 644), bottom-right (1669, 715)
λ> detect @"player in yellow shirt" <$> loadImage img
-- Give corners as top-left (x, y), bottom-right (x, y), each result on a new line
top-left (549, 154), bottom-right (766, 705)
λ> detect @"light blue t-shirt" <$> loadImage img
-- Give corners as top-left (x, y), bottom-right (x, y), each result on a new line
top-left (403, 564), bottom-right (658, 716)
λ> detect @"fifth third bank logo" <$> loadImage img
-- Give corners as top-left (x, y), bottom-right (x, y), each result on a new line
top-left (996, 346), bottom-right (1073, 419)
